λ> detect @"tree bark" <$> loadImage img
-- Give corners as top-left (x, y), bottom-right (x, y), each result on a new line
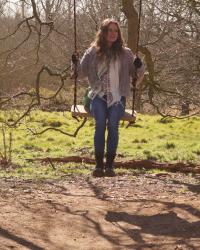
top-left (121, 0), bottom-right (156, 112)
top-left (121, 0), bottom-right (139, 54)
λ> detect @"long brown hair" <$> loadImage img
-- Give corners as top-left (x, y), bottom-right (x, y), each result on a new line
top-left (91, 18), bottom-right (125, 60)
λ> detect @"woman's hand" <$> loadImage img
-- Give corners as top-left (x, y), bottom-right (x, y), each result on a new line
top-left (71, 53), bottom-right (79, 65)
top-left (134, 57), bottom-right (142, 69)
top-left (70, 72), bottom-right (78, 79)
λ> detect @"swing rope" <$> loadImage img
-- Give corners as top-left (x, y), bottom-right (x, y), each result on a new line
top-left (127, 0), bottom-right (143, 128)
top-left (72, 0), bottom-right (78, 116)
top-left (136, 0), bottom-right (142, 57)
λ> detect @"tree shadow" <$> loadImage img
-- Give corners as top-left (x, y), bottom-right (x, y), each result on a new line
top-left (0, 227), bottom-right (44, 250)
top-left (5, 176), bottom-right (200, 249)
top-left (106, 210), bottom-right (200, 239)
top-left (20, 199), bottom-right (124, 248)
top-left (85, 178), bottom-right (111, 200)
top-left (145, 175), bottom-right (200, 195)
top-left (171, 179), bottom-right (200, 194)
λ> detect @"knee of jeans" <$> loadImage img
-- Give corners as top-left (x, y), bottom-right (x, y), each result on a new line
top-left (107, 121), bottom-right (119, 131)
top-left (95, 119), bottom-right (106, 130)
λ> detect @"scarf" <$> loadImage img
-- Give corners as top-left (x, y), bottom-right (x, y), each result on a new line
top-left (88, 55), bottom-right (121, 107)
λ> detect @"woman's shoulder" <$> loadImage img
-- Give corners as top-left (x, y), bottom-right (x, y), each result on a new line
top-left (85, 46), bottom-right (97, 55)
top-left (122, 46), bottom-right (134, 55)
top-left (123, 46), bottom-right (132, 52)
top-left (121, 47), bottom-right (134, 60)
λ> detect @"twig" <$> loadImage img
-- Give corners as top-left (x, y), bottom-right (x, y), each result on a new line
top-left (8, 131), bottom-right (13, 162)
top-left (2, 125), bottom-right (7, 160)
top-left (47, 157), bottom-right (56, 170)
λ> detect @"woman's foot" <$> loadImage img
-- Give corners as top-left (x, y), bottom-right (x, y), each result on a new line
top-left (104, 153), bottom-right (116, 177)
top-left (93, 153), bottom-right (104, 177)
top-left (92, 168), bottom-right (104, 177)
top-left (104, 168), bottom-right (115, 177)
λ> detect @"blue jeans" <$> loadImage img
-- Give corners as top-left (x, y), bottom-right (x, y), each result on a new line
top-left (90, 96), bottom-right (126, 156)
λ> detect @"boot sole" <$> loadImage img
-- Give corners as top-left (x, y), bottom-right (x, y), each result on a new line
top-left (92, 169), bottom-right (104, 177)
top-left (104, 169), bottom-right (116, 177)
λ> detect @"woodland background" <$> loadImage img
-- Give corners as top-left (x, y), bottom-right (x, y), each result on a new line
top-left (0, 0), bottom-right (199, 116)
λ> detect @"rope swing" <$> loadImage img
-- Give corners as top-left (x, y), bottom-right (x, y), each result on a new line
top-left (71, 0), bottom-right (143, 124)
top-left (72, 0), bottom-right (78, 118)
top-left (128, 0), bottom-right (143, 127)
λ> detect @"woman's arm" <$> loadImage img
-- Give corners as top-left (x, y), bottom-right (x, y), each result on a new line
top-left (127, 48), bottom-right (145, 83)
top-left (71, 47), bottom-right (92, 79)
top-left (135, 61), bottom-right (145, 84)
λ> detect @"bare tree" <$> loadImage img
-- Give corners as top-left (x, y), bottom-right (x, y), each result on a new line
top-left (0, 0), bottom-right (199, 133)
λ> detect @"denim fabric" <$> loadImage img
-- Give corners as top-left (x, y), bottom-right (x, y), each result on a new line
top-left (90, 96), bottom-right (126, 156)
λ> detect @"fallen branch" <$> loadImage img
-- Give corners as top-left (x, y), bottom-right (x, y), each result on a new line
top-left (27, 117), bottom-right (87, 137)
top-left (26, 156), bottom-right (200, 174)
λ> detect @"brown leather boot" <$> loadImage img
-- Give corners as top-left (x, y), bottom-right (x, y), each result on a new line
top-left (104, 153), bottom-right (116, 177)
top-left (92, 153), bottom-right (104, 177)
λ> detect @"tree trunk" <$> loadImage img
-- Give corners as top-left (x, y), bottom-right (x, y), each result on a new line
top-left (121, 0), bottom-right (138, 54)
top-left (121, 0), bottom-right (156, 112)
top-left (21, 0), bottom-right (25, 19)
top-left (122, 0), bottom-right (142, 111)
top-left (181, 100), bottom-right (190, 115)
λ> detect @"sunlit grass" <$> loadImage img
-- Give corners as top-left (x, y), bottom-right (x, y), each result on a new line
top-left (0, 111), bottom-right (200, 179)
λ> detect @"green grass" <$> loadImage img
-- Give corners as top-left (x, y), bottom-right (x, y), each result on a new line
top-left (0, 163), bottom-right (92, 180)
top-left (0, 111), bottom-right (200, 179)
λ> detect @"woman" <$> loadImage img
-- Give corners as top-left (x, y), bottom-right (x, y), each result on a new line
top-left (72, 18), bottom-right (145, 177)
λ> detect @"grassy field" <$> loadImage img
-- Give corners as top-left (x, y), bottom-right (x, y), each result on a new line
top-left (0, 111), bottom-right (200, 179)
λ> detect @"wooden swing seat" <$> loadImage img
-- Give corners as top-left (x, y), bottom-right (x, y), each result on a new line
top-left (71, 105), bottom-right (136, 122)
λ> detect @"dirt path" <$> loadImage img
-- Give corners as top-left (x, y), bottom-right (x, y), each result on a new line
top-left (0, 173), bottom-right (200, 250)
